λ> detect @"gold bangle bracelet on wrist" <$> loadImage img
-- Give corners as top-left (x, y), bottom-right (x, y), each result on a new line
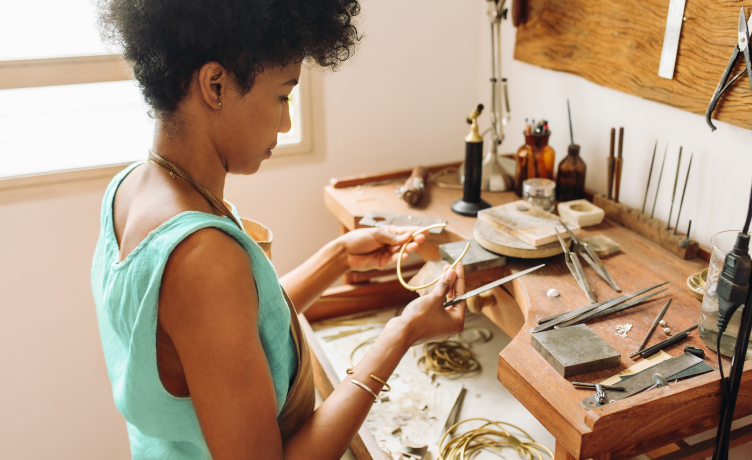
top-left (369, 374), bottom-right (391, 392)
top-left (350, 379), bottom-right (380, 403)
top-left (347, 368), bottom-right (391, 392)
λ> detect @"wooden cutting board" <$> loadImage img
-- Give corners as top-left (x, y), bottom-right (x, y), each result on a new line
top-left (477, 200), bottom-right (580, 247)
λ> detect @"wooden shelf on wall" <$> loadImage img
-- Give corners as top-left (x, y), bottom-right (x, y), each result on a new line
top-left (514, 0), bottom-right (752, 130)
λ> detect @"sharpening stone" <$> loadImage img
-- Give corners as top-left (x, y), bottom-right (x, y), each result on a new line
top-left (439, 240), bottom-right (505, 275)
top-left (531, 324), bottom-right (621, 378)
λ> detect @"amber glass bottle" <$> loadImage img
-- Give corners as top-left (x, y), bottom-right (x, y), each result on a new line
top-left (556, 144), bottom-right (587, 202)
top-left (515, 132), bottom-right (555, 196)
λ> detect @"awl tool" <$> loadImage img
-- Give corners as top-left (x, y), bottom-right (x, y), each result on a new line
top-left (634, 298), bottom-right (673, 354)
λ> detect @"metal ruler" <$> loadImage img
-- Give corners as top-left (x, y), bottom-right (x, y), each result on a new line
top-left (581, 353), bottom-right (702, 410)
top-left (658, 0), bottom-right (686, 79)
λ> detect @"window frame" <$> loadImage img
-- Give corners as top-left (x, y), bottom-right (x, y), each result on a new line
top-left (0, 56), bottom-right (313, 191)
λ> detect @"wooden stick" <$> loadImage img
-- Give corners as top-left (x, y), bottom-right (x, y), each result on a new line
top-left (614, 127), bottom-right (624, 203)
top-left (607, 128), bottom-right (616, 200)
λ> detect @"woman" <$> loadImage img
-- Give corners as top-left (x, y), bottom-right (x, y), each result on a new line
top-left (92, 1), bottom-right (466, 459)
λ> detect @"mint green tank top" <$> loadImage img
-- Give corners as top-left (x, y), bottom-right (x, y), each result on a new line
top-left (91, 163), bottom-right (297, 459)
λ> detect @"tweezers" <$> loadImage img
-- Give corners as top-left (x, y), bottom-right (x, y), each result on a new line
top-left (557, 231), bottom-right (596, 303)
top-left (558, 221), bottom-right (621, 293)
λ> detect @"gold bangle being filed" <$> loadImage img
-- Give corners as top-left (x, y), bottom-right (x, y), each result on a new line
top-left (346, 368), bottom-right (391, 392)
top-left (396, 223), bottom-right (470, 291)
top-left (350, 379), bottom-right (380, 403)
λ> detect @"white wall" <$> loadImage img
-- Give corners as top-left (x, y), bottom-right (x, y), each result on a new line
top-left (0, 1), bottom-right (481, 458)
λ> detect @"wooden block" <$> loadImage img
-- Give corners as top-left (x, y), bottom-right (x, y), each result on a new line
top-left (513, 0), bottom-right (752, 132)
top-left (592, 194), bottom-right (699, 260)
top-left (438, 240), bottom-right (506, 275)
top-left (474, 219), bottom-right (564, 259)
top-left (558, 199), bottom-right (605, 227)
top-left (581, 235), bottom-right (620, 257)
top-left (531, 324), bottom-right (621, 378)
top-left (478, 200), bottom-right (580, 247)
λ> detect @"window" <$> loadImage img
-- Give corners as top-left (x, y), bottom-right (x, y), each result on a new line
top-left (0, 1), bottom-right (310, 183)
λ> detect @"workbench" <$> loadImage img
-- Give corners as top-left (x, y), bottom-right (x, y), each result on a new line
top-left (301, 163), bottom-right (752, 460)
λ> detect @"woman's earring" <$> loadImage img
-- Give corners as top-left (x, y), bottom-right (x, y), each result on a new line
top-left (218, 102), bottom-right (222, 109)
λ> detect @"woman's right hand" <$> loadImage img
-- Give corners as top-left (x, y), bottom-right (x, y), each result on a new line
top-left (394, 264), bottom-right (467, 345)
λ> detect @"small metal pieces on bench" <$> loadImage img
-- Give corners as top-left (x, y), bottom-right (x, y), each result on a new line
top-left (531, 324), bottom-right (621, 378)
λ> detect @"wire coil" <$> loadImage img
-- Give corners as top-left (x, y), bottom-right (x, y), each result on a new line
top-left (417, 341), bottom-right (480, 378)
top-left (438, 418), bottom-right (553, 460)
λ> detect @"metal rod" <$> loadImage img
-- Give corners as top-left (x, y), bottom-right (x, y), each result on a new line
top-left (572, 382), bottom-right (626, 391)
top-left (630, 324), bottom-right (698, 359)
top-left (555, 282), bottom-right (669, 329)
top-left (651, 145), bottom-right (668, 218)
top-left (681, 220), bottom-right (693, 248)
top-left (537, 295), bottom-right (624, 325)
top-left (634, 298), bottom-right (673, 353)
top-left (642, 141), bottom-right (658, 214)
top-left (534, 282), bottom-right (668, 332)
top-left (666, 147), bottom-right (683, 230)
top-left (578, 288), bottom-right (668, 323)
top-left (674, 153), bottom-right (693, 234)
top-left (567, 99), bottom-right (574, 145)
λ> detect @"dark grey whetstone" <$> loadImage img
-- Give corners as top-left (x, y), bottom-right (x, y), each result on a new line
top-left (531, 324), bottom-right (621, 378)
top-left (439, 240), bottom-right (506, 275)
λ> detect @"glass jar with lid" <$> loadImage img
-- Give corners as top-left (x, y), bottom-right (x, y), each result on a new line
top-left (522, 178), bottom-right (556, 212)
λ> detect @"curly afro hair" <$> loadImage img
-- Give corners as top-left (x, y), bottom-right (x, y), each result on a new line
top-left (97, 0), bottom-right (360, 116)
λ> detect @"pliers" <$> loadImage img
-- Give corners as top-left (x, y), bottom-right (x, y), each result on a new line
top-left (706, 7), bottom-right (752, 131)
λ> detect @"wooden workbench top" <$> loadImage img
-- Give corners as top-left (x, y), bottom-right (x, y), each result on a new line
top-left (323, 170), bottom-right (752, 460)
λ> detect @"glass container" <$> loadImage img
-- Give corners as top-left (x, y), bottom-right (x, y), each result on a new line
top-left (699, 230), bottom-right (752, 358)
top-left (522, 178), bottom-right (556, 212)
top-left (515, 132), bottom-right (555, 196)
top-left (555, 144), bottom-right (587, 202)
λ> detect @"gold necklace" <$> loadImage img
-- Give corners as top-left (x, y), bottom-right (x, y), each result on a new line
top-left (147, 150), bottom-right (242, 229)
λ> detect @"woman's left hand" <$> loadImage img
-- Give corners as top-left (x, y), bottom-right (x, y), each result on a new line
top-left (337, 226), bottom-right (426, 271)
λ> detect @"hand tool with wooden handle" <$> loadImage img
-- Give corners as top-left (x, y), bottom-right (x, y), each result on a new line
top-left (614, 127), bottom-right (624, 203)
top-left (397, 166), bottom-right (428, 206)
top-left (607, 128), bottom-right (615, 200)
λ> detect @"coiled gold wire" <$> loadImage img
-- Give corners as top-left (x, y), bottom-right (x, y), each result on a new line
top-left (417, 341), bottom-right (480, 378)
top-left (438, 418), bottom-right (553, 460)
